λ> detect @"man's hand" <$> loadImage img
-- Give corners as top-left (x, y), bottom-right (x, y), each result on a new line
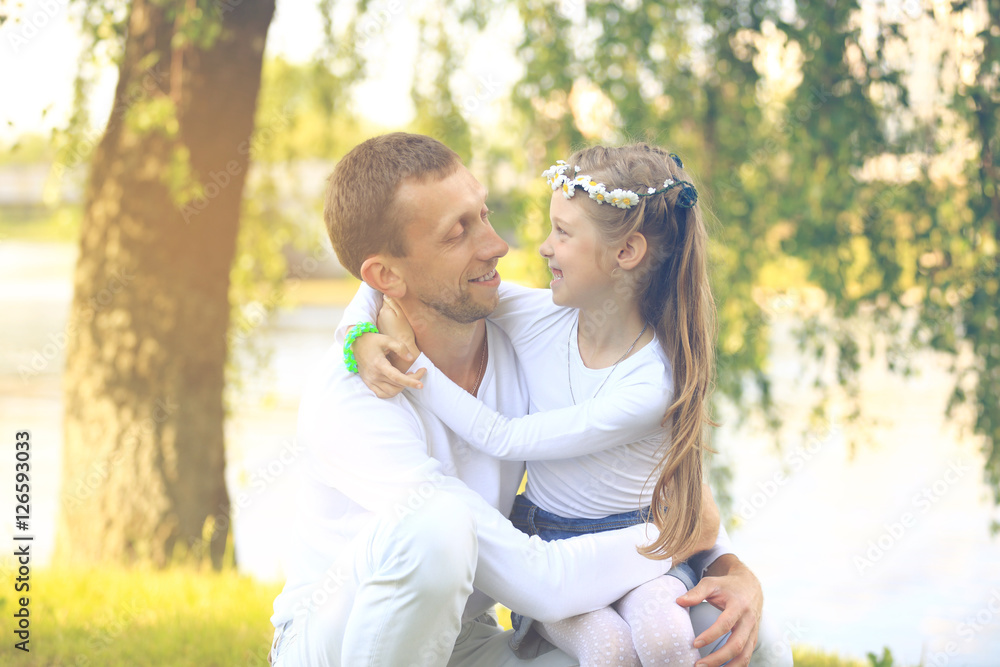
top-left (675, 554), bottom-right (763, 667)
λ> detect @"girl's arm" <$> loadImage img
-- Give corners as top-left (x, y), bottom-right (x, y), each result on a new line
top-left (405, 351), bottom-right (671, 460)
top-left (335, 281), bottom-right (383, 345)
top-left (299, 348), bottom-right (673, 623)
top-left (338, 282), bottom-right (425, 397)
top-left (345, 281), bottom-right (566, 399)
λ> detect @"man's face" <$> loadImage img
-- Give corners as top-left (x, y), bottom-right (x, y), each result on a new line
top-left (392, 165), bottom-right (509, 324)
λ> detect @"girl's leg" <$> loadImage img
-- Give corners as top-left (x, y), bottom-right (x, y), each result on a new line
top-left (537, 607), bottom-right (643, 667)
top-left (614, 575), bottom-right (701, 666)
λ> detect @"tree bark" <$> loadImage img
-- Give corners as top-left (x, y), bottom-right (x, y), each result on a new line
top-left (57, 0), bottom-right (275, 567)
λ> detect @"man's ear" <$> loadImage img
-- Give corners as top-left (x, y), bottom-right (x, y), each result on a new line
top-left (616, 232), bottom-right (648, 271)
top-left (360, 256), bottom-right (407, 299)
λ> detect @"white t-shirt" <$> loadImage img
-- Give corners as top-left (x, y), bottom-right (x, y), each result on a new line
top-left (339, 282), bottom-right (734, 579)
top-left (270, 317), bottom-right (673, 630)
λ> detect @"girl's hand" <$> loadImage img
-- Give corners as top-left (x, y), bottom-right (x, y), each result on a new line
top-left (377, 296), bottom-right (418, 359)
top-left (350, 319), bottom-right (425, 399)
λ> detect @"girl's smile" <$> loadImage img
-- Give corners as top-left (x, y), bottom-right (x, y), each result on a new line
top-left (539, 193), bottom-right (617, 309)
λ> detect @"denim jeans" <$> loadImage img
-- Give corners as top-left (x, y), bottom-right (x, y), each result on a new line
top-left (508, 494), bottom-right (697, 588)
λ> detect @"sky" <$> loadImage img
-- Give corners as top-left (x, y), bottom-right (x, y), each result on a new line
top-left (0, 0), bottom-right (527, 146)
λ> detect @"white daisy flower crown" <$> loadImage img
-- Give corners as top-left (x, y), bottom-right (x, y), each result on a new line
top-left (541, 157), bottom-right (699, 210)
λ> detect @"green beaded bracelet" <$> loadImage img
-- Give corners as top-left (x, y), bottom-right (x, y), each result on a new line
top-left (344, 321), bottom-right (379, 373)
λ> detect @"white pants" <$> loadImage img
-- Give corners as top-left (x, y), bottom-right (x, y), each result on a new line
top-left (270, 491), bottom-right (792, 666)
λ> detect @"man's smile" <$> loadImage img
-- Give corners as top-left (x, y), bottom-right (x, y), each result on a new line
top-left (469, 268), bottom-right (499, 284)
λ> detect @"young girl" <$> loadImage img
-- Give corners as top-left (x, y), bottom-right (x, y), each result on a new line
top-left (348, 144), bottom-right (722, 666)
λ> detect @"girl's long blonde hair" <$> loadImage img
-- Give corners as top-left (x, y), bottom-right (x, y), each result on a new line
top-left (565, 143), bottom-right (717, 560)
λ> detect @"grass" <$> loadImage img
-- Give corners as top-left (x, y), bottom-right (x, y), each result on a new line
top-left (0, 567), bottom-right (281, 666)
top-left (793, 646), bottom-right (873, 667)
top-left (0, 567), bottom-right (900, 666)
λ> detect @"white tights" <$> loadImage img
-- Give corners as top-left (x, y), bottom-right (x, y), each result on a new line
top-left (537, 574), bottom-right (701, 666)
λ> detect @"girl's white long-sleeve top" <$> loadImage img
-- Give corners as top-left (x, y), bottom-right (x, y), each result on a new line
top-left (337, 281), bottom-right (734, 580)
top-left (271, 312), bottom-right (673, 631)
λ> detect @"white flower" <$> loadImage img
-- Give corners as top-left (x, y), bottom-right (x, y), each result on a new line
top-left (621, 191), bottom-right (639, 208)
top-left (561, 179), bottom-right (577, 199)
top-left (663, 178), bottom-right (675, 188)
top-left (608, 188), bottom-right (628, 208)
top-left (588, 184), bottom-right (608, 204)
top-left (544, 162), bottom-right (569, 183)
top-left (550, 174), bottom-right (568, 191)
top-left (648, 187), bottom-right (657, 194)
top-left (574, 165), bottom-right (581, 172)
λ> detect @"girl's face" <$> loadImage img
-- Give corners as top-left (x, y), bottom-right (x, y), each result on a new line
top-left (539, 192), bottom-right (618, 308)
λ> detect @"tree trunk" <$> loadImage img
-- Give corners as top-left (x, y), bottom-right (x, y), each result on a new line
top-left (57, 0), bottom-right (275, 567)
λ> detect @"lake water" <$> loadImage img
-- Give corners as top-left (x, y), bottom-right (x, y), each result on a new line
top-left (1, 242), bottom-right (997, 665)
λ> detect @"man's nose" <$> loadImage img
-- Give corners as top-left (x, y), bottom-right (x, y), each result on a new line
top-left (480, 222), bottom-right (509, 259)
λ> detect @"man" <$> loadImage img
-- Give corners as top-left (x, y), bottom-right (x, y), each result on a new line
top-left (270, 132), bottom-right (789, 666)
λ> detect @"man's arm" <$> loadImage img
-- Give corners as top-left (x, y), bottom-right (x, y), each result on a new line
top-left (686, 522), bottom-right (735, 580)
top-left (676, 554), bottom-right (764, 667)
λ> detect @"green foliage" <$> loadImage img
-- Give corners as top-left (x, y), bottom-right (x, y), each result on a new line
top-left (50, 0), bottom-right (1000, 512)
top-left (867, 646), bottom-right (897, 667)
top-left (488, 0), bottom-right (1000, 508)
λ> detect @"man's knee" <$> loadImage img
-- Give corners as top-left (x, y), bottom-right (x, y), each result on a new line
top-left (375, 489), bottom-right (479, 591)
